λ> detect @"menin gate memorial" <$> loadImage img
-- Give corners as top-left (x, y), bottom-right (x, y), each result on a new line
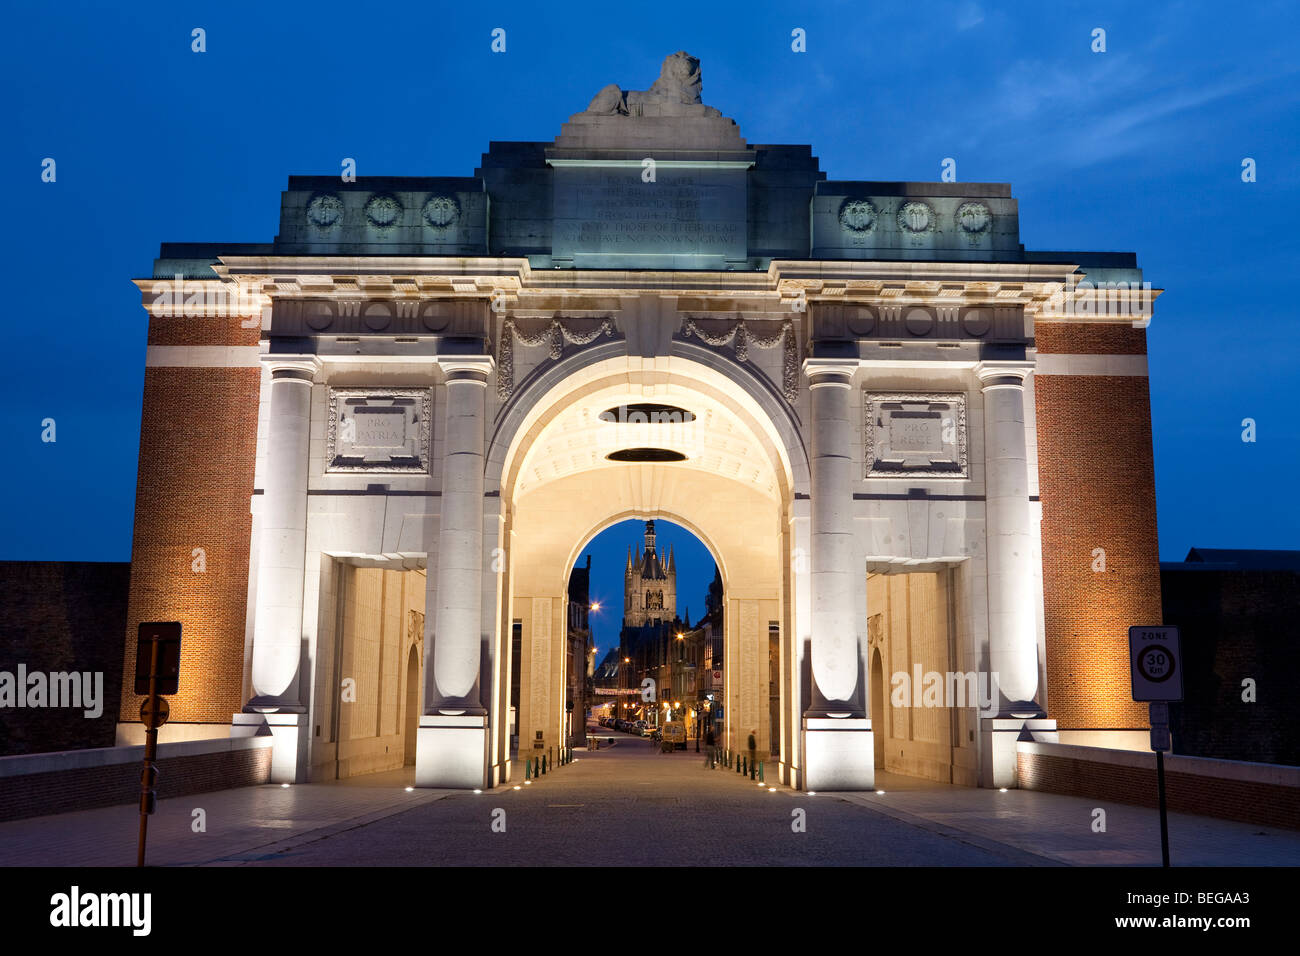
top-left (121, 52), bottom-right (1164, 792)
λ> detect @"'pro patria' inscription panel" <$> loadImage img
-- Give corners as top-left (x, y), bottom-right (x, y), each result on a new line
top-left (327, 388), bottom-right (432, 473)
top-left (864, 393), bottom-right (968, 478)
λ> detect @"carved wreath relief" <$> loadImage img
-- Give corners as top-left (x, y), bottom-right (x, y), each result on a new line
top-left (864, 392), bottom-right (968, 478)
top-left (422, 195), bottom-right (459, 230)
top-left (838, 198), bottom-right (877, 233)
top-left (897, 201), bottom-right (936, 234)
top-left (306, 193), bottom-right (344, 231)
top-left (327, 388), bottom-right (432, 473)
top-left (956, 201), bottom-right (991, 236)
top-left (364, 194), bottom-right (403, 231)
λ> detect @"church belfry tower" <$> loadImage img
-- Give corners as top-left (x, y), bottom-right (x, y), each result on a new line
top-left (623, 520), bottom-right (677, 627)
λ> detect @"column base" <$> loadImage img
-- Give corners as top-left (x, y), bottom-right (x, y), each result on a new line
top-left (232, 711), bottom-right (306, 784)
top-left (415, 714), bottom-right (489, 789)
top-left (802, 717), bottom-right (874, 791)
top-left (981, 716), bottom-right (1058, 789)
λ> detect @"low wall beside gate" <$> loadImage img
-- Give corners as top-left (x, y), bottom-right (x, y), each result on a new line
top-left (0, 735), bottom-right (273, 823)
top-left (1017, 740), bottom-right (1300, 830)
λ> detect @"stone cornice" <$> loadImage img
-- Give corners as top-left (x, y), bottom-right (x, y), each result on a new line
top-left (135, 256), bottom-right (1161, 322)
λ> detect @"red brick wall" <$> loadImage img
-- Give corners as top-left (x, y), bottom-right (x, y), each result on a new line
top-left (119, 308), bottom-right (261, 725)
top-left (1018, 750), bottom-right (1300, 830)
top-left (1035, 321), bottom-right (1160, 729)
top-left (0, 744), bottom-right (272, 823)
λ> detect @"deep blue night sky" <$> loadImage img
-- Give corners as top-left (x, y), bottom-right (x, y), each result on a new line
top-left (3, 1), bottom-right (1297, 634)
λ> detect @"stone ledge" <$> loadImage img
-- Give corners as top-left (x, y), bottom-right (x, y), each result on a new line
top-left (0, 735), bottom-right (272, 779)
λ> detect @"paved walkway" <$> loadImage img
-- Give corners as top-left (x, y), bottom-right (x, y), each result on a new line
top-left (2, 742), bottom-right (1297, 866)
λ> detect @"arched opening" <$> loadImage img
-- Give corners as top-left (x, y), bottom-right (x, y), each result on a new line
top-left (488, 352), bottom-right (807, 788)
top-left (575, 519), bottom-right (724, 753)
top-left (313, 559), bottom-right (426, 781)
top-left (403, 644), bottom-right (420, 766)
top-left (865, 568), bottom-right (970, 786)
top-left (871, 647), bottom-right (885, 770)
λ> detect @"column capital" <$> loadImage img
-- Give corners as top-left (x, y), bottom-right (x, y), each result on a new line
top-left (974, 361), bottom-right (1033, 387)
top-left (802, 357), bottom-right (858, 387)
top-left (262, 354), bottom-right (322, 380)
top-left (436, 355), bottom-right (494, 384)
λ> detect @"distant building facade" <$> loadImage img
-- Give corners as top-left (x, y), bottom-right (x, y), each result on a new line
top-left (566, 555), bottom-right (592, 745)
top-left (1161, 548), bottom-right (1300, 766)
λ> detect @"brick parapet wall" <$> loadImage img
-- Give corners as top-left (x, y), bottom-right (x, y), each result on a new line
top-left (1034, 322), bottom-right (1148, 355)
top-left (0, 738), bottom-right (272, 823)
top-left (1017, 743), bottom-right (1300, 831)
top-left (1034, 320), bottom-right (1159, 729)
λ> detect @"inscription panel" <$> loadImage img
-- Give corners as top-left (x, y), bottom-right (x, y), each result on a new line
top-left (864, 392), bottom-right (968, 478)
top-left (552, 165), bottom-right (747, 265)
top-left (326, 388), bottom-right (431, 473)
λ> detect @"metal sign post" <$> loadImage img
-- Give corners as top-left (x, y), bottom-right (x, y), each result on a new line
top-left (1128, 625), bottom-right (1183, 868)
top-left (135, 622), bottom-right (181, 867)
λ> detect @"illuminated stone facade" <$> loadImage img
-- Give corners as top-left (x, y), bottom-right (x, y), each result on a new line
top-left (118, 52), bottom-right (1163, 792)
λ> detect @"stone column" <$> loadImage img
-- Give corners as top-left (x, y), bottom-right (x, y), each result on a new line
top-left (976, 364), bottom-right (1040, 712)
top-left (416, 356), bottom-right (493, 789)
top-left (801, 357), bottom-right (873, 790)
top-left (806, 358), bottom-right (859, 712)
top-left (976, 363), bottom-right (1054, 788)
top-left (233, 355), bottom-right (319, 783)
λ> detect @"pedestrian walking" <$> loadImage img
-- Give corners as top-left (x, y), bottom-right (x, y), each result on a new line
top-left (747, 729), bottom-right (757, 774)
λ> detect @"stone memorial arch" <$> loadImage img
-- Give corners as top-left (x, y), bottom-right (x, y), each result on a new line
top-left (119, 52), bottom-right (1162, 793)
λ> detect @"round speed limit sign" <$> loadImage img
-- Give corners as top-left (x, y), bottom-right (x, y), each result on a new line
top-left (1136, 645), bottom-right (1175, 683)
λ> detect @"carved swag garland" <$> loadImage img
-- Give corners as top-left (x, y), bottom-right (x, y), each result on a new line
top-left (680, 317), bottom-right (799, 401)
top-left (495, 315), bottom-right (799, 402)
top-left (496, 317), bottom-right (617, 399)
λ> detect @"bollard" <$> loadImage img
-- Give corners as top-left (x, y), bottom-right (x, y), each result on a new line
top-left (737, 757), bottom-right (742, 775)
top-left (759, 761), bottom-right (765, 783)
top-left (542, 755), bottom-right (548, 775)
top-left (526, 758), bottom-right (532, 780)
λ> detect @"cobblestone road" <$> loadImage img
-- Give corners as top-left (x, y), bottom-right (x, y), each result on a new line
top-left (3, 737), bottom-right (1297, 866)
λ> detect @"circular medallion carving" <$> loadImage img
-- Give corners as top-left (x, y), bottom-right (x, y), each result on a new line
top-left (961, 308), bottom-right (990, 337)
top-left (904, 308), bottom-right (934, 336)
top-left (956, 201), bottom-right (992, 235)
top-left (898, 201), bottom-right (935, 234)
top-left (364, 194), bottom-right (403, 230)
top-left (420, 302), bottom-right (450, 332)
top-left (422, 194), bottom-right (460, 230)
top-left (838, 198), bottom-right (877, 233)
top-left (363, 303), bottom-right (392, 331)
top-left (846, 307), bottom-right (876, 336)
top-left (305, 304), bottom-right (333, 331)
top-left (306, 193), bottom-right (344, 230)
